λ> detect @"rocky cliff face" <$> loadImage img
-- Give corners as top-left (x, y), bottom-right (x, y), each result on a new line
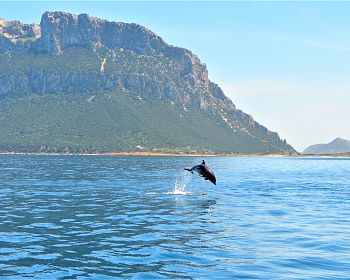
top-left (0, 18), bottom-right (40, 52)
top-left (0, 11), bottom-right (295, 154)
top-left (0, 12), bottom-right (227, 110)
top-left (36, 12), bottom-right (203, 73)
top-left (1, 12), bottom-right (207, 84)
top-left (37, 12), bottom-right (164, 56)
top-left (0, 18), bottom-right (40, 39)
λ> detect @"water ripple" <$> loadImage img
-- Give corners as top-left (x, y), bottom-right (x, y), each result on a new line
top-left (0, 155), bottom-right (350, 279)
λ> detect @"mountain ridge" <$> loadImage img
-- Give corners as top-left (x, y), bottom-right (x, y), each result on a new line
top-left (0, 11), bottom-right (296, 154)
top-left (303, 138), bottom-right (350, 155)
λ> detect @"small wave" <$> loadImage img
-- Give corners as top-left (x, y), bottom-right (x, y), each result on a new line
top-left (172, 189), bottom-right (187, 195)
top-left (146, 191), bottom-right (195, 196)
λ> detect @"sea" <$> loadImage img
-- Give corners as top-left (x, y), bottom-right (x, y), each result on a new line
top-left (0, 155), bottom-right (349, 279)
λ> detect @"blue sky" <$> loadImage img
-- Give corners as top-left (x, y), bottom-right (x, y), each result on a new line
top-left (1, 1), bottom-right (350, 151)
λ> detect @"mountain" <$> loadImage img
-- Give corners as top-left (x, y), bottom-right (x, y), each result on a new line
top-left (0, 11), bottom-right (296, 154)
top-left (303, 138), bottom-right (350, 155)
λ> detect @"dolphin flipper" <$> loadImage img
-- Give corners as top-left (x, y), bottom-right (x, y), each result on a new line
top-left (184, 168), bottom-right (194, 174)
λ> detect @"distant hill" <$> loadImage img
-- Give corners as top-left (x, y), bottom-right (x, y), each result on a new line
top-left (303, 138), bottom-right (350, 155)
top-left (0, 12), bottom-right (296, 154)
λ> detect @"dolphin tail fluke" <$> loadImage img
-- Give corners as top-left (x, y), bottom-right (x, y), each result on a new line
top-left (184, 168), bottom-right (193, 174)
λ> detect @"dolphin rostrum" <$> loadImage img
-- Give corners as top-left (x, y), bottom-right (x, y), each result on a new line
top-left (185, 160), bottom-right (216, 185)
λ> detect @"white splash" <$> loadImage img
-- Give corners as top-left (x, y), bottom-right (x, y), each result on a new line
top-left (173, 171), bottom-right (192, 195)
top-left (145, 172), bottom-right (193, 196)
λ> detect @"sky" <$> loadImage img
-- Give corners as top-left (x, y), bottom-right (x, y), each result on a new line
top-left (1, 1), bottom-right (350, 152)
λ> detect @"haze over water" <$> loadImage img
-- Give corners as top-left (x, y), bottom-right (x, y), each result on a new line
top-left (1, 155), bottom-right (350, 279)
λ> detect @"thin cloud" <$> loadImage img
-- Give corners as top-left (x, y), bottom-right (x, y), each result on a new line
top-left (265, 30), bottom-right (350, 53)
top-left (220, 80), bottom-right (350, 152)
top-left (297, 37), bottom-right (350, 52)
top-left (221, 80), bottom-right (350, 99)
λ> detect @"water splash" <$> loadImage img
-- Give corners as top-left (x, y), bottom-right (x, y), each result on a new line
top-left (145, 172), bottom-right (193, 196)
top-left (173, 171), bottom-right (193, 195)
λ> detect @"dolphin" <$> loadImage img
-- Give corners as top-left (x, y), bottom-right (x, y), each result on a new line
top-left (185, 160), bottom-right (216, 185)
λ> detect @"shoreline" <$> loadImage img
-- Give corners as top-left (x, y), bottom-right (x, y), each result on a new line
top-left (0, 151), bottom-right (349, 158)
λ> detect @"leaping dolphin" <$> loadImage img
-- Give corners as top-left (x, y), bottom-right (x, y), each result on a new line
top-left (185, 160), bottom-right (216, 185)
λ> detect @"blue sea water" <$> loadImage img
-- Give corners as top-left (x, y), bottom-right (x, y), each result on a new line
top-left (0, 155), bottom-right (350, 279)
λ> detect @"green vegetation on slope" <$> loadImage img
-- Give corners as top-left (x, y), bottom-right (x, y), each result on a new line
top-left (0, 46), bottom-right (295, 154)
top-left (0, 91), bottom-right (287, 154)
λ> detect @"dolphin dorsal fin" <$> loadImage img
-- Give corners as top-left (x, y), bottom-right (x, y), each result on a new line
top-left (202, 160), bottom-right (205, 165)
